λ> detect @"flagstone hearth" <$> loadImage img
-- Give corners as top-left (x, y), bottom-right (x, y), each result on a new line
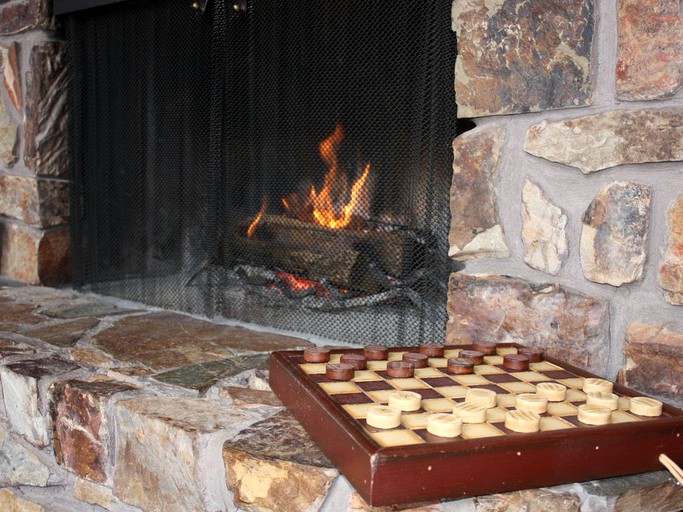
top-left (0, 284), bottom-right (681, 512)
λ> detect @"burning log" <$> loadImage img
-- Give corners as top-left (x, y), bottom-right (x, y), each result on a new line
top-left (234, 214), bottom-right (420, 294)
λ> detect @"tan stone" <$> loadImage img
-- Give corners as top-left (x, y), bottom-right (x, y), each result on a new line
top-left (474, 489), bottom-right (580, 512)
top-left (74, 478), bottom-right (114, 509)
top-left (349, 492), bottom-right (439, 511)
top-left (447, 274), bottom-right (610, 373)
top-left (69, 348), bottom-right (114, 368)
top-left (0, 175), bottom-right (70, 227)
top-left (223, 412), bottom-right (337, 512)
top-left (449, 125), bottom-right (509, 260)
top-left (521, 180), bottom-right (568, 275)
top-left (0, 78), bottom-right (18, 166)
top-left (114, 396), bottom-right (253, 512)
top-left (23, 317), bottom-right (98, 347)
top-left (0, 489), bottom-right (44, 512)
top-left (658, 195), bottom-right (683, 305)
top-left (621, 322), bottom-right (683, 406)
top-left (452, 0), bottom-right (594, 117)
top-left (220, 386), bottom-right (282, 407)
top-left (617, 0), bottom-right (683, 100)
top-left (0, 223), bottom-right (71, 285)
top-left (524, 109), bottom-right (683, 173)
top-left (614, 480), bottom-right (683, 512)
top-left (580, 182), bottom-right (651, 286)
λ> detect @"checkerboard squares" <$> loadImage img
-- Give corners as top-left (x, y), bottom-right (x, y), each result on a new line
top-left (329, 354), bottom-right (342, 363)
top-left (513, 371), bottom-right (550, 382)
top-left (366, 360), bottom-right (388, 371)
top-left (367, 389), bottom-right (398, 403)
top-left (389, 378), bottom-right (429, 390)
top-left (540, 417), bottom-right (576, 431)
top-left (342, 402), bottom-right (376, 419)
top-left (484, 355), bottom-right (504, 365)
top-left (401, 412), bottom-right (431, 429)
top-left (496, 394), bottom-right (517, 408)
top-left (546, 402), bottom-right (578, 417)
top-left (559, 377), bottom-right (585, 389)
top-left (352, 370), bottom-right (383, 382)
top-left (565, 388), bottom-right (587, 401)
top-left (299, 363), bottom-right (327, 374)
top-left (530, 361), bottom-right (562, 372)
top-left (474, 364), bottom-right (505, 375)
top-left (319, 381), bottom-right (362, 394)
top-left (452, 374), bottom-right (491, 386)
top-left (462, 423), bottom-right (504, 439)
top-left (443, 349), bottom-right (461, 358)
top-left (496, 347), bottom-right (518, 356)
top-left (611, 410), bottom-right (642, 423)
top-left (414, 367), bottom-right (444, 379)
top-left (499, 381), bottom-right (537, 394)
top-left (421, 398), bottom-right (456, 413)
top-left (388, 351), bottom-right (407, 361)
top-left (436, 386), bottom-right (468, 399)
top-left (370, 429), bottom-right (425, 447)
top-left (486, 407), bottom-right (507, 423)
top-left (427, 358), bottom-right (448, 368)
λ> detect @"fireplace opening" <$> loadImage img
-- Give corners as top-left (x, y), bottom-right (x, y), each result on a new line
top-left (64, 0), bottom-right (458, 345)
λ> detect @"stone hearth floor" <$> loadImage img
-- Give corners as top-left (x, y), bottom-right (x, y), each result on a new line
top-left (0, 285), bottom-right (681, 512)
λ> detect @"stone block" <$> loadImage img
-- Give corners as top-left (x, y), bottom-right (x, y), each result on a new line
top-left (524, 109), bottom-right (683, 173)
top-left (0, 222), bottom-right (71, 285)
top-left (50, 379), bottom-right (134, 484)
top-left (219, 386), bottom-right (283, 408)
top-left (0, 0), bottom-right (55, 35)
top-left (223, 411), bottom-right (337, 512)
top-left (580, 182), bottom-right (651, 286)
top-left (621, 322), bottom-right (683, 406)
top-left (0, 303), bottom-right (44, 329)
top-left (0, 338), bottom-right (36, 359)
top-left (2, 42), bottom-right (21, 110)
top-left (0, 429), bottom-right (50, 487)
top-left (349, 492), bottom-right (439, 511)
top-left (23, 317), bottom-right (99, 348)
top-left (447, 274), bottom-right (610, 374)
top-left (521, 180), bottom-right (568, 275)
top-left (0, 73), bottom-right (17, 166)
top-left (93, 312), bottom-right (310, 370)
top-left (0, 489), bottom-right (44, 512)
top-left (617, 0), bottom-right (683, 100)
top-left (452, 0), bottom-right (594, 117)
top-left (658, 194), bottom-right (683, 305)
top-left (0, 355), bottom-right (80, 446)
top-left (113, 396), bottom-right (254, 512)
top-left (39, 295), bottom-right (138, 319)
top-left (0, 175), bottom-right (69, 227)
top-left (24, 41), bottom-right (68, 176)
top-left (474, 489), bottom-right (580, 512)
top-left (449, 125), bottom-right (509, 260)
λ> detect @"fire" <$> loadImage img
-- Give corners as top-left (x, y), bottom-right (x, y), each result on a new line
top-left (247, 196), bottom-right (268, 238)
top-left (283, 123), bottom-right (371, 230)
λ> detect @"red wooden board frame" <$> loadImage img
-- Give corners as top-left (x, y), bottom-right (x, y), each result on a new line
top-left (269, 344), bottom-right (683, 507)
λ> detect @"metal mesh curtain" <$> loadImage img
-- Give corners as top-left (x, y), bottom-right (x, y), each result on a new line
top-left (66, 0), bottom-right (457, 345)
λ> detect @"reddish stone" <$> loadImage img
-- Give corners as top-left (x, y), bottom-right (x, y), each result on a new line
top-left (0, 303), bottom-right (43, 325)
top-left (658, 195), bottom-right (683, 305)
top-left (447, 274), bottom-right (610, 374)
top-left (617, 0), bottom-right (683, 100)
top-left (2, 42), bottom-right (21, 110)
top-left (0, 0), bottom-right (55, 35)
top-left (93, 312), bottom-right (310, 370)
top-left (50, 379), bottom-right (134, 484)
top-left (0, 222), bottom-right (71, 285)
top-left (620, 322), bottom-right (683, 406)
top-left (23, 317), bottom-right (99, 348)
top-left (24, 42), bottom-right (68, 176)
top-left (0, 175), bottom-right (69, 228)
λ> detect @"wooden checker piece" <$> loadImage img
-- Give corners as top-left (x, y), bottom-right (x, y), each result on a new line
top-left (341, 353), bottom-right (367, 370)
top-left (304, 347), bottom-right (331, 363)
top-left (459, 350), bottom-right (484, 365)
top-left (403, 352), bottom-right (429, 368)
top-left (419, 343), bottom-right (444, 357)
top-left (447, 357), bottom-right (474, 374)
top-left (270, 343), bottom-right (683, 507)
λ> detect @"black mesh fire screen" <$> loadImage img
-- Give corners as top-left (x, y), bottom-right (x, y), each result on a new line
top-left (65, 0), bottom-right (457, 345)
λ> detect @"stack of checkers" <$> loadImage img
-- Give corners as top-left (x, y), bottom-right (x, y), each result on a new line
top-left (299, 343), bottom-right (665, 448)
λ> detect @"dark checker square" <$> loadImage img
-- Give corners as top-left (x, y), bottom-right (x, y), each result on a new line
top-left (484, 373), bottom-right (522, 384)
top-left (411, 388), bottom-right (443, 400)
top-left (468, 384), bottom-right (508, 394)
top-left (542, 370), bottom-right (577, 380)
top-left (333, 393), bottom-right (374, 405)
top-left (421, 377), bottom-right (458, 387)
top-left (357, 381), bottom-right (394, 392)
top-left (309, 374), bottom-right (334, 383)
top-left (359, 419), bottom-right (407, 434)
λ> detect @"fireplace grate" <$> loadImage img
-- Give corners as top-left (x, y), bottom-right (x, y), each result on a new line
top-left (64, 0), bottom-right (458, 346)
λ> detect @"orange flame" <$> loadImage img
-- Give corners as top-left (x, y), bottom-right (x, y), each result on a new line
top-left (247, 196), bottom-right (268, 238)
top-left (283, 123), bottom-right (371, 230)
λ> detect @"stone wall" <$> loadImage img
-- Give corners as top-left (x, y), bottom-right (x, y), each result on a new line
top-left (0, 0), bottom-right (70, 285)
top-left (449, 0), bottom-right (683, 406)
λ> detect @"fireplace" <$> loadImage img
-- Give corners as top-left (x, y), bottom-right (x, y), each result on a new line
top-left (63, 0), bottom-right (458, 345)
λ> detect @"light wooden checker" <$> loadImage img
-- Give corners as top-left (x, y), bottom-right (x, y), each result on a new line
top-left (296, 345), bottom-right (665, 448)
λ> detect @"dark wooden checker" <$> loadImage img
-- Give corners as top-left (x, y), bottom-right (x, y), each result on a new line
top-left (269, 343), bottom-right (683, 507)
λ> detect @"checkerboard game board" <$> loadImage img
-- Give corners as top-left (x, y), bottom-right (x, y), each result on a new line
top-left (269, 344), bottom-right (683, 507)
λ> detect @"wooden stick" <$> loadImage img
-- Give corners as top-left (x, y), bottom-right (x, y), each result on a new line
top-left (659, 453), bottom-right (683, 486)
